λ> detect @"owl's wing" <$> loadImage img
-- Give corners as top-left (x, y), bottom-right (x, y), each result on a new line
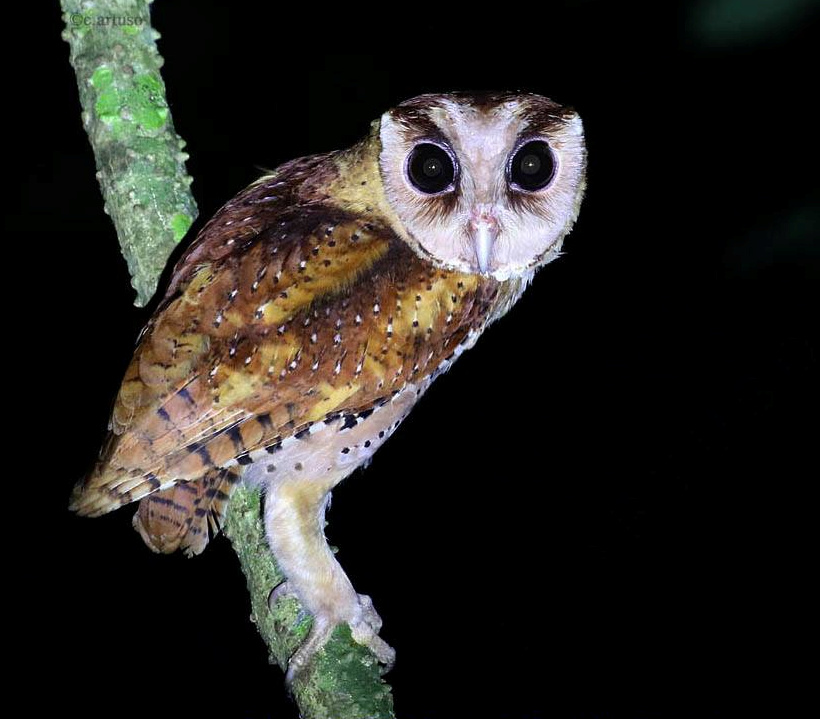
top-left (71, 157), bottom-right (498, 519)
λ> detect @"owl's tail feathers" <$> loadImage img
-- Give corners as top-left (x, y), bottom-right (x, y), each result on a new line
top-left (133, 466), bottom-right (241, 557)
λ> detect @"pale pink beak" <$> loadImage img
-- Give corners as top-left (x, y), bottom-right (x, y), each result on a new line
top-left (468, 208), bottom-right (499, 275)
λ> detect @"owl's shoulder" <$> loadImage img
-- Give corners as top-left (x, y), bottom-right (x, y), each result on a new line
top-left (165, 152), bottom-right (344, 298)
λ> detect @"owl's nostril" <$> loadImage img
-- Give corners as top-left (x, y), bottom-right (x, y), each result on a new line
top-left (468, 206), bottom-right (499, 234)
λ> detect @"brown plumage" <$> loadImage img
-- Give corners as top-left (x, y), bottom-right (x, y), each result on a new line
top-left (71, 92), bottom-right (586, 680)
top-left (71, 177), bottom-right (501, 520)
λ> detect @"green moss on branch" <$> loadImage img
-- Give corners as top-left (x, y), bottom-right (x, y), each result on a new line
top-left (62, 0), bottom-right (197, 305)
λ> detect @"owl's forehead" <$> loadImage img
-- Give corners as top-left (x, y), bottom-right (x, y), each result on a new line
top-left (429, 98), bottom-right (522, 160)
top-left (387, 92), bottom-right (568, 163)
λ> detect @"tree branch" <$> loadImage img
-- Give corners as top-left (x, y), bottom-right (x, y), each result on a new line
top-left (62, 0), bottom-right (197, 306)
top-left (63, 2), bottom-right (396, 716)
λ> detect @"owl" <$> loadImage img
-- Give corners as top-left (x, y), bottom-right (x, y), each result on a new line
top-left (71, 92), bottom-right (586, 680)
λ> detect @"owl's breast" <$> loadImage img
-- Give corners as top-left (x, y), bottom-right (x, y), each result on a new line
top-left (240, 378), bottom-right (428, 492)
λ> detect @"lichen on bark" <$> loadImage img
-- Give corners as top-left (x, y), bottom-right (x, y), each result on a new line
top-left (62, 0), bottom-right (197, 306)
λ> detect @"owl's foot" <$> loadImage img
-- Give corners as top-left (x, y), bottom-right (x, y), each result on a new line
top-left (264, 477), bottom-right (396, 685)
top-left (284, 592), bottom-right (395, 685)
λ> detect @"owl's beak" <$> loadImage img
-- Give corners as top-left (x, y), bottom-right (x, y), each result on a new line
top-left (469, 211), bottom-right (499, 275)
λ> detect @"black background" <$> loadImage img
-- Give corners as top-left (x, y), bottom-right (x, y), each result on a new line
top-left (11, 2), bottom-right (817, 718)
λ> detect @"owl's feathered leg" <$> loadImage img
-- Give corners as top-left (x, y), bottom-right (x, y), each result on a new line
top-left (264, 474), bottom-right (395, 683)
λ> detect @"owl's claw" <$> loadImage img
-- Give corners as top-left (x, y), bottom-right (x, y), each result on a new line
top-left (267, 579), bottom-right (293, 610)
top-left (268, 580), bottom-right (312, 632)
top-left (284, 592), bottom-right (395, 686)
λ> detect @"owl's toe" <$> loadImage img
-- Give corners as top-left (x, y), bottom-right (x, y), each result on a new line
top-left (267, 579), bottom-right (311, 635)
top-left (349, 593), bottom-right (395, 669)
top-left (267, 579), bottom-right (294, 610)
top-left (284, 593), bottom-right (395, 686)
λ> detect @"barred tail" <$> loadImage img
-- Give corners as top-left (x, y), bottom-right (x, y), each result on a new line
top-left (132, 467), bottom-right (242, 557)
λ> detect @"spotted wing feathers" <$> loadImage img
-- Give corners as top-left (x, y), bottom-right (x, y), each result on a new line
top-left (70, 207), bottom-right (391, 517)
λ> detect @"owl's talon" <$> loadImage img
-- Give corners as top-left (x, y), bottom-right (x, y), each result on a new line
top-left (268, 580), bottom-right (293, 611)
top-left (284, 593), bottom-right (395, 685)
top-left (268, 580), bottom-right (310, 632)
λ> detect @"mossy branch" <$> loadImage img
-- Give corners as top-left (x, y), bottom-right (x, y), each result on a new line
top-left (62, 0), bottom-right (197, 306)
top-left (63, 2), bottom-right (396, 716)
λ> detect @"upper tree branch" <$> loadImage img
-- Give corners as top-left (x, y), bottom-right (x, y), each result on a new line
top-left (62, 0), bottom-right (197, 306)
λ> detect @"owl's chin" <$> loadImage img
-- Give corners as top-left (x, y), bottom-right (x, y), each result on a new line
top-left (463, 242), bottom-right (565, 283)
top-left (394, 218), bottom-right (565, 283)
top-left (409, 250), bottom-right (525, 283)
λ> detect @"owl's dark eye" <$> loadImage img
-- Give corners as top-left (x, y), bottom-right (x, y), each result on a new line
top-left (509, 140), bottom-right (555, 192)
top-left (407, 143), bottom-right (456, 194)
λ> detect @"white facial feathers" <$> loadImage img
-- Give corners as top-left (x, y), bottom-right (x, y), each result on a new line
top-left (377, 93), bottom-right (586, 281)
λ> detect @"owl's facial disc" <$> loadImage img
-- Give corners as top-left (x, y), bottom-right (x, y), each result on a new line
top-left (378, 93), bottom-right (586, 281)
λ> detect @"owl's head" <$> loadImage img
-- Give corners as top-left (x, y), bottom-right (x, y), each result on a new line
top-left (378, 92), bottom-right (586, 281)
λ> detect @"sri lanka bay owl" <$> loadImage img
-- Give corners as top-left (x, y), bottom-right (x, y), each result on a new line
top-left (71, 92), bottom-right (587, 679)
